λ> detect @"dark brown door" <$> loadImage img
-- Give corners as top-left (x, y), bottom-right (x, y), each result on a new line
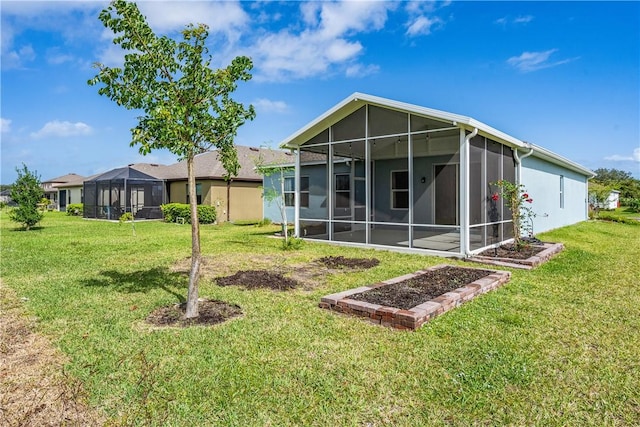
top-left (434, 164), bottom-right (458, 225)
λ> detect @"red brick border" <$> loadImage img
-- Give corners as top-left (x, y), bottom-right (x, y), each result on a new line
top-left (319, 264), bottom-right (511, 330)
top-left (466, 242), bottom-right (564, 270)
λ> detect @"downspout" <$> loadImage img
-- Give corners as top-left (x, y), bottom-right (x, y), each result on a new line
top-left (463, 127), bottom-right (478, 258)
top-left (513, 143), bottom-right (534, 185)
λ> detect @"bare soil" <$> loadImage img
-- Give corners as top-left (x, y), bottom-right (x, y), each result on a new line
top-left (317, 256), bottom-right (380, 269)
top-left (145, 299), bottom-right (243, 328)
top-left (478, 243), bottom-right (545, 260)
top-left (216, 270), bottom-right (301, 291)
top-left (348, 266), bottom-right (493, 310)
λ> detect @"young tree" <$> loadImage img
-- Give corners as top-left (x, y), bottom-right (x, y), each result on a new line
top-left (9, 164), bottom-right (44, 230)
top-left (89, 0), bottom-right (255, 318)
top-left (254, 152), bottom-right (294, 246)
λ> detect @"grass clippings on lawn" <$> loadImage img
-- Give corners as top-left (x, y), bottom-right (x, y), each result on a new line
top-left (2, 212), bottom-right (639, 426)
top-left (0, 282), bottom-right (103, 427)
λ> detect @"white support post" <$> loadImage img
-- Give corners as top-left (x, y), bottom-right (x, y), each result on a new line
top-left (294, 148), bottom-right (301, 237)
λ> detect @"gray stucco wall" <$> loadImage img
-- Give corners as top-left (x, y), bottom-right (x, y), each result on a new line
top-left (521, 155), bottom-right (589, 234)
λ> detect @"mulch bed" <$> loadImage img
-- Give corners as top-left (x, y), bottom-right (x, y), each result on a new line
top-left (348, 266), bottom-right (494, 310)
top-left (216, 270), bottom-right (302, 290)
top-left (316, 256), bottom-right (380, 269)
top-left (477, 243), bottom-right (545, 260)
top-left (146, 300), bottom-right (242, 328)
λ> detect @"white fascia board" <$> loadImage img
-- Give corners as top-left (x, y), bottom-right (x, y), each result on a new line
top-left (528, 143), bottom-right (596, 178)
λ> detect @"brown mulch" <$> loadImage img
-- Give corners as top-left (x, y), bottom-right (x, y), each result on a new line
top-left (478, 243), bottom-right (545, 260)
top-left (348, 266), bottom-right (494, 310)
top-left (316, 256), bottom-right (380, 269)
top-left (145, 299), bottom-right (242, 328)
top-left (216, 270), bottom-right (302, 291)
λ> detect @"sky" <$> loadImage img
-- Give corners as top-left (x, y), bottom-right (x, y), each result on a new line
top-left (1, 0), bottom-right (639, 184)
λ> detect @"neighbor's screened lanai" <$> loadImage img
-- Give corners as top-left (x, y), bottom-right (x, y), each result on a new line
top-left (288, 102), bottom-right (516, 255)
top-left (83, 166), bottom-right (165, 220)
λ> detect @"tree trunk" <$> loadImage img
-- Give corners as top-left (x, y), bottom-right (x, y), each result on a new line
top-left (185, 155), bottom-right (201, 319)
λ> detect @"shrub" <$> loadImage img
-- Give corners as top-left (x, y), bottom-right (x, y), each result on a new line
top-left (66, 203), bottom-right (84, 216)
top-left (119, 212), bottom-right (134, 223)
top-left (621, 197), bottom-right (640, 212)
top-left (161, 203), bottom-right (216, 224)
top-left (9, 164), bottom-right (44, 230)
top-left (598, 211), bottom-right (640, 225)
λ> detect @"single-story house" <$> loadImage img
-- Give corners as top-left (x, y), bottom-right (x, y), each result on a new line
top-left (41, 173), bottom-right (86, 211)
top-left (270, 92), bottom-right (594, 257)
top-left (82, 145), bottom-right (290, 221)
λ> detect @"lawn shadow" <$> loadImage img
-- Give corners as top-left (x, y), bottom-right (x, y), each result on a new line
top-left (82, 267), bottom-right (186, 303)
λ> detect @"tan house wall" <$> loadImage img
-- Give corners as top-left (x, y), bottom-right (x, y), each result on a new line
top-left (168, 179), bottom-right (263, 222)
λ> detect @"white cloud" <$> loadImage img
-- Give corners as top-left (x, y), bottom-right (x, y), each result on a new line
top-left (30, 121), bottom-right (93, 139)
top-left (1, 118), bottom-right (12, 133)
top-left (406, 16), bottom-right (442, 37)
top-left (507, 49), bottom-right (578, 72)
top-left (2, 44), bottom-right (36, 69)
top-left (136, 1), bottom-right (249, 36)
top-left (251, 1), bottom-right (393, 81)
top-left (514, 15), bottom-right (534, 24)
top-left (345, 63), bottom-right (380, 78)
top-left (252, 98), bottom-right (289, 114)
top-left (496, 15), bottom-right (535, 25)
top-left (605, 148), bottom-right (640, 163)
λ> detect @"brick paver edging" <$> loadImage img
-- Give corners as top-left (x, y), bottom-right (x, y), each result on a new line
top-left (467, 242), bottom-right (564, 270)
top-left (319, 264), bottom-right (511, 331)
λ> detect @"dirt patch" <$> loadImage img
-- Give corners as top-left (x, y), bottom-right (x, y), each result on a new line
top-left (0, 282), bottom-right (104, 426)
top-left (477, 243), bottom-right (545, 260)
top-left (145, 299), bottom-right (242, 328)
top-left (216, 270), bottom-right (302, 291)
top-left (316, 256), bottom-right (380, 269)
top-left (349, 266), bottom-right (494, 310)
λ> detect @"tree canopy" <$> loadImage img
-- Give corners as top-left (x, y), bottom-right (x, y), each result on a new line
top-left (89, 0), bottom-right (255, 318)
top-left (9, 164), bottom-right (44, 230)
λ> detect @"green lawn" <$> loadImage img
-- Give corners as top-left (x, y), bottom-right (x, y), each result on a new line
top-left (1, 211), bottom-right (639, 426)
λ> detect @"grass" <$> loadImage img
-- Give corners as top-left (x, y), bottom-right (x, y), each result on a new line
top-left (1, 210), bottom-right (639, 426)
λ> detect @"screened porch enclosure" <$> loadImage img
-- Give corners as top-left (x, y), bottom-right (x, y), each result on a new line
top-left (294, 104), bottom-right (516, 255)
top-left (83, 167), bottom-right (165, 220)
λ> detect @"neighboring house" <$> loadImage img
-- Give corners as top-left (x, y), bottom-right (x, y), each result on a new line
top-left (41, 173), bottom-right (85, 210)
top-left (273, 92), bottom-right (594, 257)
top-left (0, 189), bottom-right (16, 206)
top-left (82, 145), bottom-right (290, 222)
top-left (83, 166), bottom-right (166, 220)
top-left (607, 190), bottom-right (621, 210)
top-left (56, 173), bottom-right (98, 212)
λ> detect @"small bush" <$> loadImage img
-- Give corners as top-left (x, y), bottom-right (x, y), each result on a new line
top-left (161, 203), bottom-right (216, 224)
top-left (66, 203), bottom-right (83, 216)
top-left (621, 197), bottom-right (640, 212)
top-left (119, 212), bottom-right (134, 223)
top-left (282, 237), bottom-right (303, 251)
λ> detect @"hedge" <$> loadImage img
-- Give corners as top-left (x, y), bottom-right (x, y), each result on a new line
top-left (161, 203), bottom-right (216, 224)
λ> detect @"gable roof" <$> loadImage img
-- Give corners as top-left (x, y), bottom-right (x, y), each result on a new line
top-left (42, 173), bottom-right (84, 185)
top-left (280, 92), bottom-right (594, 177)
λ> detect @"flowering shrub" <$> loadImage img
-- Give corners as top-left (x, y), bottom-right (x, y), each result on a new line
top-left (492, 180), bottom-right (536, 249)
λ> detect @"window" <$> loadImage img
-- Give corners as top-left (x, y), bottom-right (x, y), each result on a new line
top-left (391, 170), bottom-right (409, 209)
top-left (284, 176), bottom-right (309, 208)
top-left (335, 174), bottom-right (351, 208)
top-left (186, 183), bottom-right (202, 204)
top-left (560, 175), bottom-right (564, 209)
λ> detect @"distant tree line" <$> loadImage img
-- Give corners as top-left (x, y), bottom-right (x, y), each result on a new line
top-left (590, 167), bottom-right (640, 212)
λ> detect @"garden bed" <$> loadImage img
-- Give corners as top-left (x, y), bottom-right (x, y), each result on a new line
top-left (319, 264), bottom-right (510, 330)
top-left (467, 242), bottom-right (564, 269)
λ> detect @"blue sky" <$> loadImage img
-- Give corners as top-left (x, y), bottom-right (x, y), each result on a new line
top-left (1, 0), bottom-right (639, 184)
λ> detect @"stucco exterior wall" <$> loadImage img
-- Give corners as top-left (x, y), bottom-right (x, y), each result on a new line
top-left (521, 155), bottom-right (589, 234)
top-left (168, 179), bottom-right (262, 222)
